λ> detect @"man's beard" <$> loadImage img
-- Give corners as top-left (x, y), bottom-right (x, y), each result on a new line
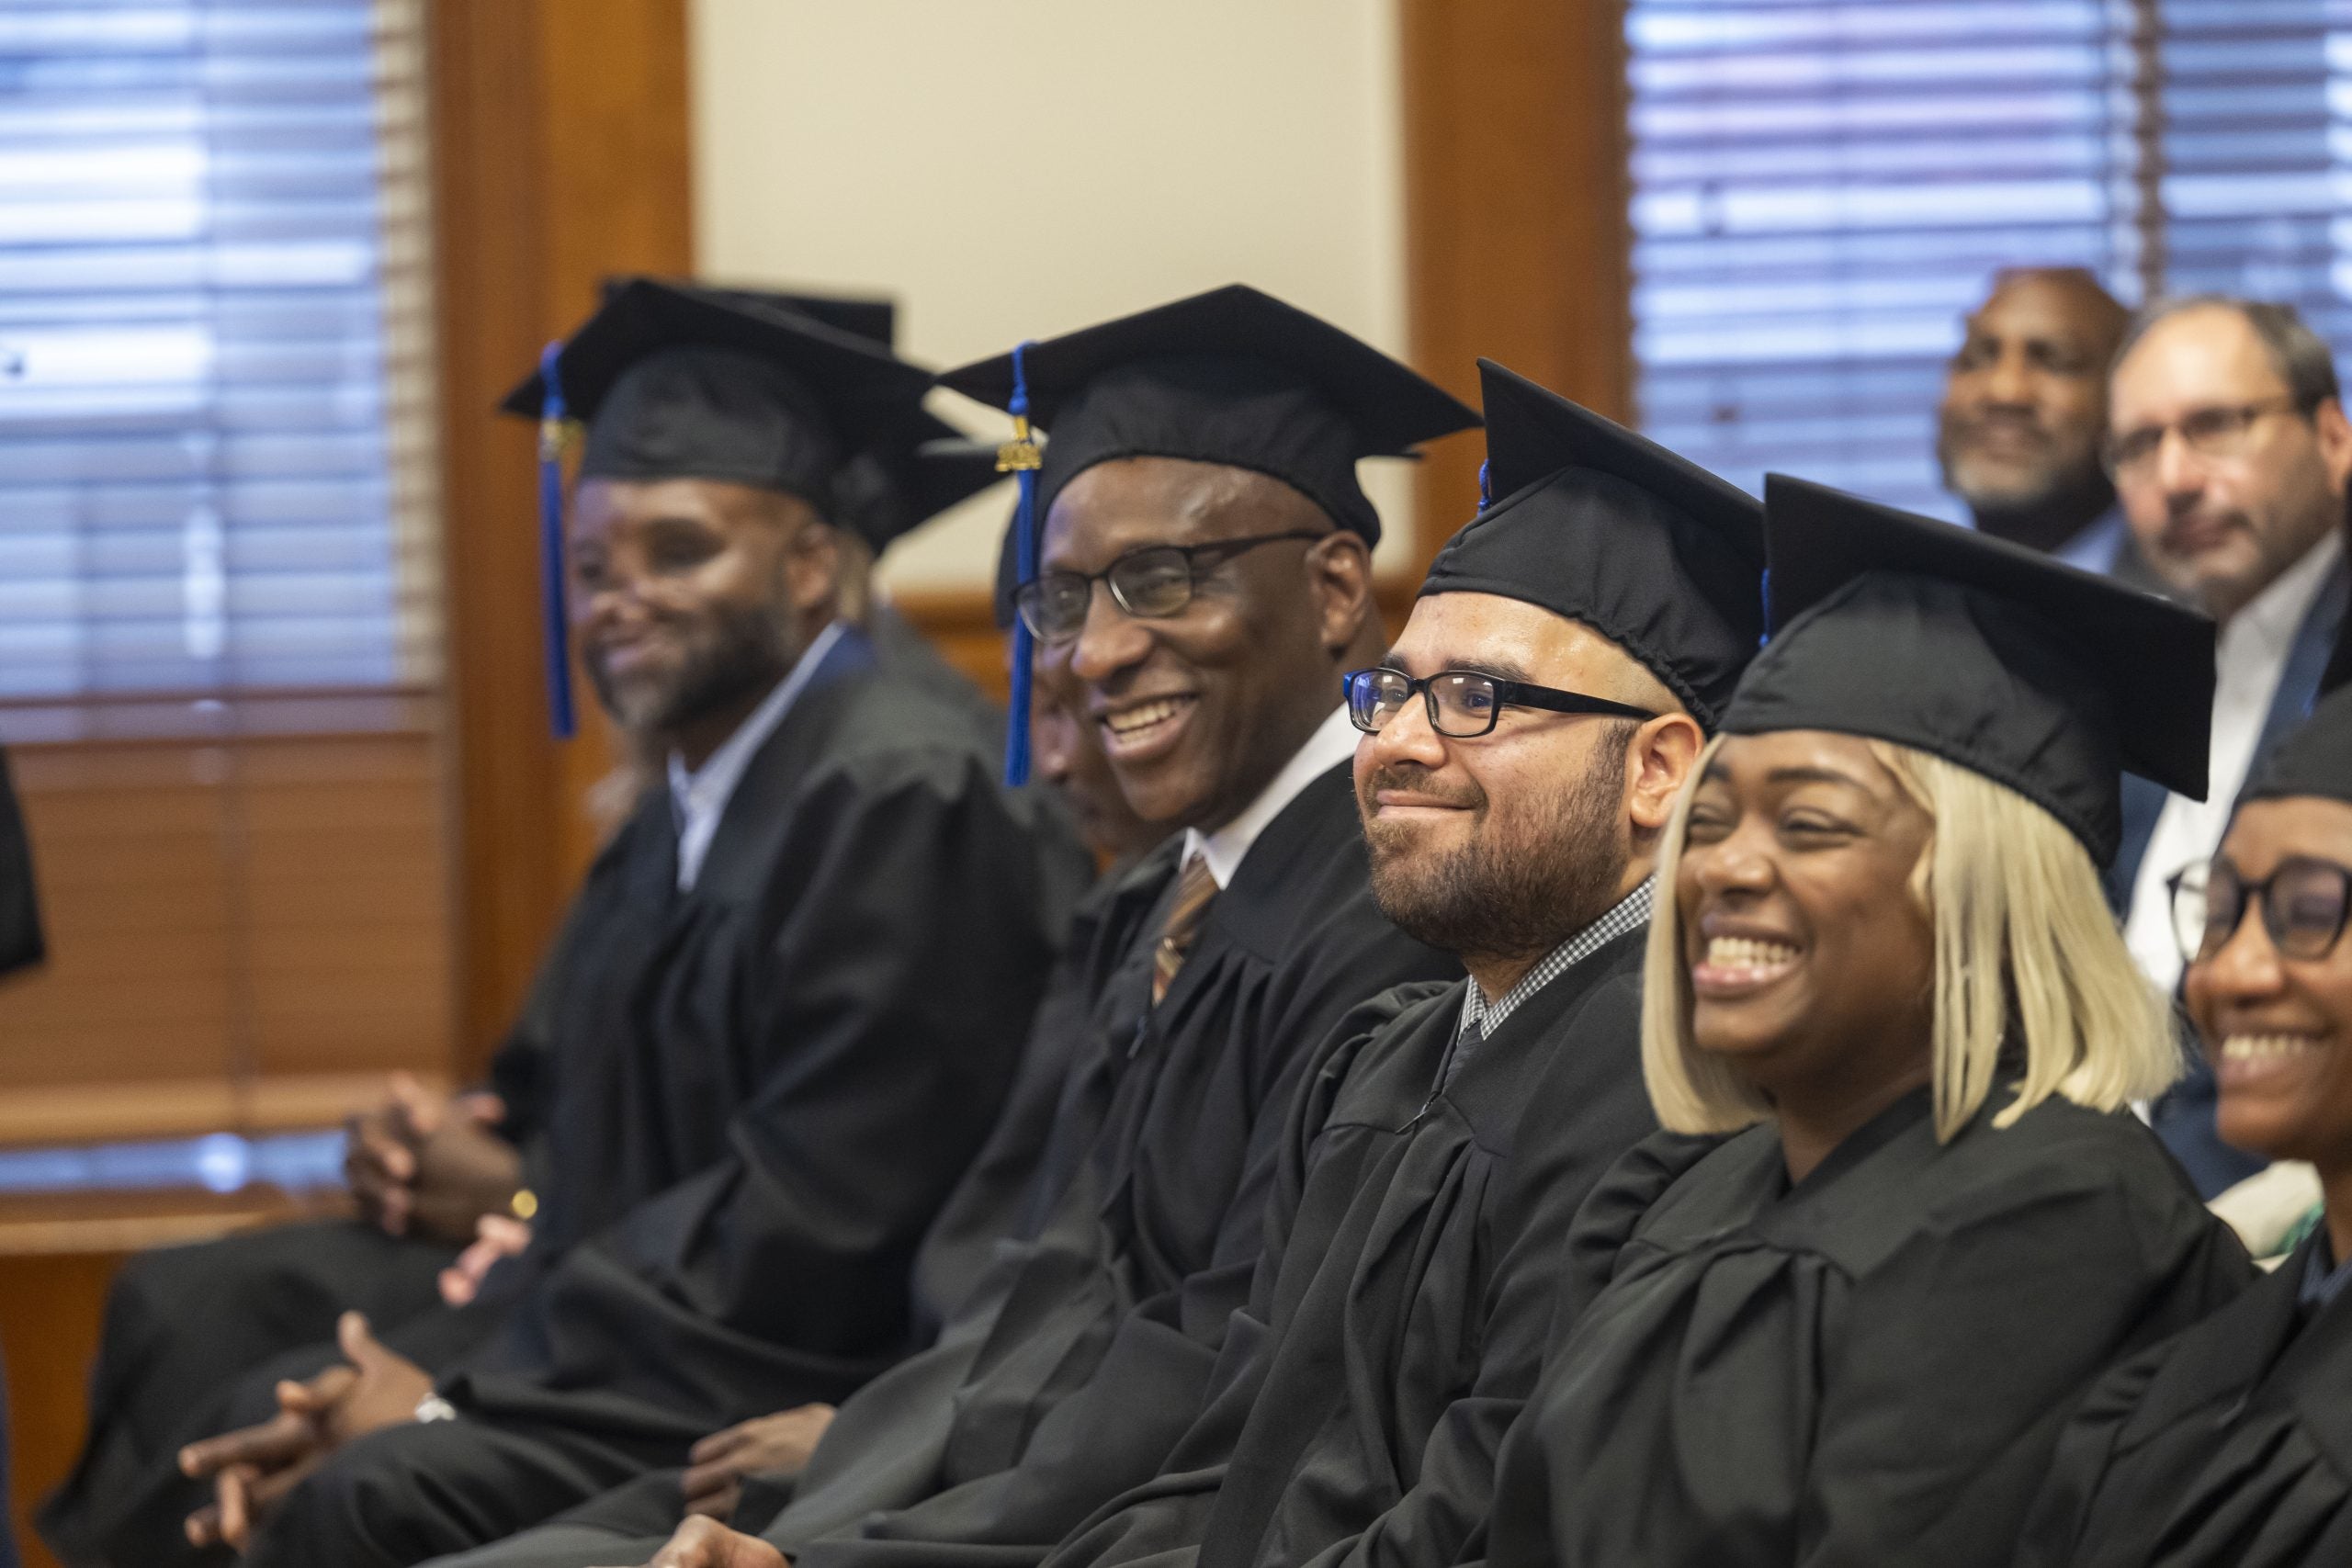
top-left (1362, 739), bottom-right (1632, 964)
top-left (585, 595), bottom-right (797, 741)
top-left (1937, 421), bottom-right (2111, 531)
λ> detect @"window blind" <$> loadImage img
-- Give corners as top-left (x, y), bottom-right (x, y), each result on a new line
top-left (1624, 0), bottom-right (2352, 517)
top-left (0, 0), bottom-right (439, 728)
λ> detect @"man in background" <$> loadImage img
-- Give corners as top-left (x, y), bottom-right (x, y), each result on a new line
top-left (2107, 296), bottom-right (2352, 1193)
top-left (1937, 266), bottom-right (2158, 587)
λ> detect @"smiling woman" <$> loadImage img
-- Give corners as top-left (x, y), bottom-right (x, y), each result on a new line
top-left (1481, 477), bottom-right (2251, 1568)
top-left (1646, 730), bottom-right (2176, 1160)
top-left (2019, 682), bottom-right (2352, 1568)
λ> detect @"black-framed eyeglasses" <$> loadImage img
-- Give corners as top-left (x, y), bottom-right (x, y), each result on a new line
top-left (2169, 854), bottom-right (2352, 964)
top-left (1342, 666), bottom-right (1658, 739)
top-left (1013, 530), bottom-right (1328, 645)
top-left (2104, 396), bottom-right (2317, 479)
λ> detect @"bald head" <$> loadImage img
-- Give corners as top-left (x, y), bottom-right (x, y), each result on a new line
top-left (1938, 268), bottom-right (2131, 552)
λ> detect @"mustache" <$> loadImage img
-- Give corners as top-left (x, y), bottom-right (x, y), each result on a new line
top-left (1948, 407), bottom-right (2053, 443)
top-left (1360, 762), bottom-right (1484, 811)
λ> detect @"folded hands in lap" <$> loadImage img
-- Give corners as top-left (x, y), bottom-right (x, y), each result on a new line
top-left (178, 1311), bottom-right (434, 1550)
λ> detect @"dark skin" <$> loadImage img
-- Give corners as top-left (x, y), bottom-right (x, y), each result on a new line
top-left (180, 1313), bottom-right (433, 1551)
top-left (571, 476), bottom-right (842, 770)
top-left (1033, 649), bottom-right (1163, 865)
top-left (1043, 457), bottom-right (1384, 832)
top-left (627, 458), bottom-right (1386, 1567)
top-left (2189, 795), bottom-right (2352, 1266)
top-left (1937, 270), bottom-right (2129, 553)
top-left (343, 1074), bottom-right (519, 1246)
top-left (1679, 730), bottom-right (1938, 1184)
top-left (184, 475), bottom-right (850, 1546)
top-left (345, 480), bottom-right (840, 1245)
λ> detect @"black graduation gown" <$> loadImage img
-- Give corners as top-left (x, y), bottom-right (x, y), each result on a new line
top-left (1041, 930), bottom-right (1656, 1568)
top-left (76, 642), bottom-right (1081, 1568)
top-left (445, 763), bottom-right (1459, 1568)
top-left (2018, 1233), bottom-right (2352, 1567)
top-left (0, 746), bottom-right (40, 977)
top-left (867, 601), bottom-right (1002, 729)
top-left (1483, 1086), bottom-right (2253, 1568)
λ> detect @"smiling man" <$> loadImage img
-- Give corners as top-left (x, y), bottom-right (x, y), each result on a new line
top-left (1033, 360), bottom-right (1762, 1568)
top-left (1937, 268), bottom-right (2149, 581)
top-left (121, 279), bottom-right (1091, 1568)
top-left (2107, 297), bottom-right (2352, 1194)
top-left (430, 284), bottom-right (1470, 1568)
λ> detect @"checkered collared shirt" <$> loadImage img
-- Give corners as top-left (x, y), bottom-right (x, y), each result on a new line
top-left (1447, 877), bottom-right (1655, 1087)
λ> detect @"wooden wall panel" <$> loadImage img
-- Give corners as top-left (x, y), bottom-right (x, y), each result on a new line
top-left (0, 736), bottom-right (453, 1137)
top-left (426, 0), bottom-right (694, 1077)
top-left (1399, 0), bottom-right (1635, 577)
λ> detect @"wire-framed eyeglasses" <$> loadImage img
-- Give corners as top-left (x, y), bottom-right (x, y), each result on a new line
top-left (1013, 530), bottom-right (1327, 645)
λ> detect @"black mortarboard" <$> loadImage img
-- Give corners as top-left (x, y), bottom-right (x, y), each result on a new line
top-left (1725, 475), bottom-right (2216, 864)
top-left (937, 284), bottom-right (1477, 547)
top-left (1419, 361), bottom-right (1765, 728)
top-left (938, 284), bottom-right (1476, 784)
top-left (501, 278), bottom-right (932, 502)
top-left (831, 416), bottom-right (1004, 555)
top-left (2245, 674), bottom-right (2352, 807)
top-left (498, 277), bottom-right (933, 735)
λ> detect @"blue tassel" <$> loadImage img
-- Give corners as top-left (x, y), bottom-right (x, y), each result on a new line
top-left (1000, 341), bottom-right (1043, 786)
top-left (537, 340), bottom-right (577, 739)
top-left (1476, 458), bottom-right (1493, 513)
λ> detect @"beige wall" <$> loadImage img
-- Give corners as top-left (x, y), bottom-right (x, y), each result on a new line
top-left (688, 0), bottom-right (1411, 592)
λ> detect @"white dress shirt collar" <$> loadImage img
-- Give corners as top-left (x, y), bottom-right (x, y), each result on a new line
top-left (1180, 702), bottom-right (1361, 890)
top-left (667, 620), bottom-right (846, 893)
top-left (2121, 531), bottom-right (2342, 993)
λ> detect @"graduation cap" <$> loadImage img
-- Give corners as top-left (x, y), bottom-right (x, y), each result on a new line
top-left (1724, 475), bottom-right (2217, 865)
top-left (2245, 666), bottom-right (2352, 808)
top-left (1419, 361), bottom-right (1765, 728)
top-left (499, 277), bottom-right (934, 736)
top-left (938, 283), bottom-right (1478, 547)
top-left (937, 283), bottom-right (1479, 783)
top-left (831, 418), bottom-right (1005, 555)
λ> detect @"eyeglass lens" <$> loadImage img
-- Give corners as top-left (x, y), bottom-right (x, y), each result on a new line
top-left (2191, 859), bottom-right (2352, 962)
top-left (1020, 547), bottom-right (1196, 641)
top-left (1349, 670), bottom-right (1504, 738)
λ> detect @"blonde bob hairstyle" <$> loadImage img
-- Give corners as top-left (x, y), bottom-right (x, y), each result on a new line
top-left (1641, 735), bottom-right (2181, 1143)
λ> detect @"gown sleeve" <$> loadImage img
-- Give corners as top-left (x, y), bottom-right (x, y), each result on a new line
top-left (1035, 988), bottom-right (1450, 1568)
top-left (2008, 1337), bottom-right (2176, 1568)
top-left (1296, 977), bottom-right (1660, 1568)
top-left (1799, 1156), bottom-right (2248, 1568)
top-left (1463, 1123), bottom-right (1727, 1568)
top-left (788, 910), bottom-right (1457, 1568)
top-left (447, 744), bottom-right (1067, 1433)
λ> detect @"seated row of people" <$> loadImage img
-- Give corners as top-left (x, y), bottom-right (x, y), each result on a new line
top-left (41, 279), bottom-right (2351, 1568)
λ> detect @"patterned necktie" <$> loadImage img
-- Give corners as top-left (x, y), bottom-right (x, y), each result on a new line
top-left (1152, 852), bottom-right (1219, 1006)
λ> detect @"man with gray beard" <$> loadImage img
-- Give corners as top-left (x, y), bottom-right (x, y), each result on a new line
top-left (1028, 360), bottom-right (1763, 1568)
top-left (1936, 268), bottom-right (2161, 589)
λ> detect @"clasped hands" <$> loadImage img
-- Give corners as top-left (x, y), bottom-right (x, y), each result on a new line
top-left (179, 1311), bottom-right (434, 1551)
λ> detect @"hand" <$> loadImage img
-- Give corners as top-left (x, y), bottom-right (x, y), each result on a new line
top-left (439, 1213), bottom-right (534, 1307)
top-left (344, 1072), bottom-right (442, 1235)
top-left (680, 1404), bottom-right (835, 1520)
top-left (632, 1515), bottom-right (790, 1568)
top-left (179, 1313), bottom-right (435, 1549)
top-left (180, 1364), bottom-right (355, 1551)
top-left (408, 1090), bottom-right (524, 1244)
top-left (345, 1073), bottom-right (521, 1244)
